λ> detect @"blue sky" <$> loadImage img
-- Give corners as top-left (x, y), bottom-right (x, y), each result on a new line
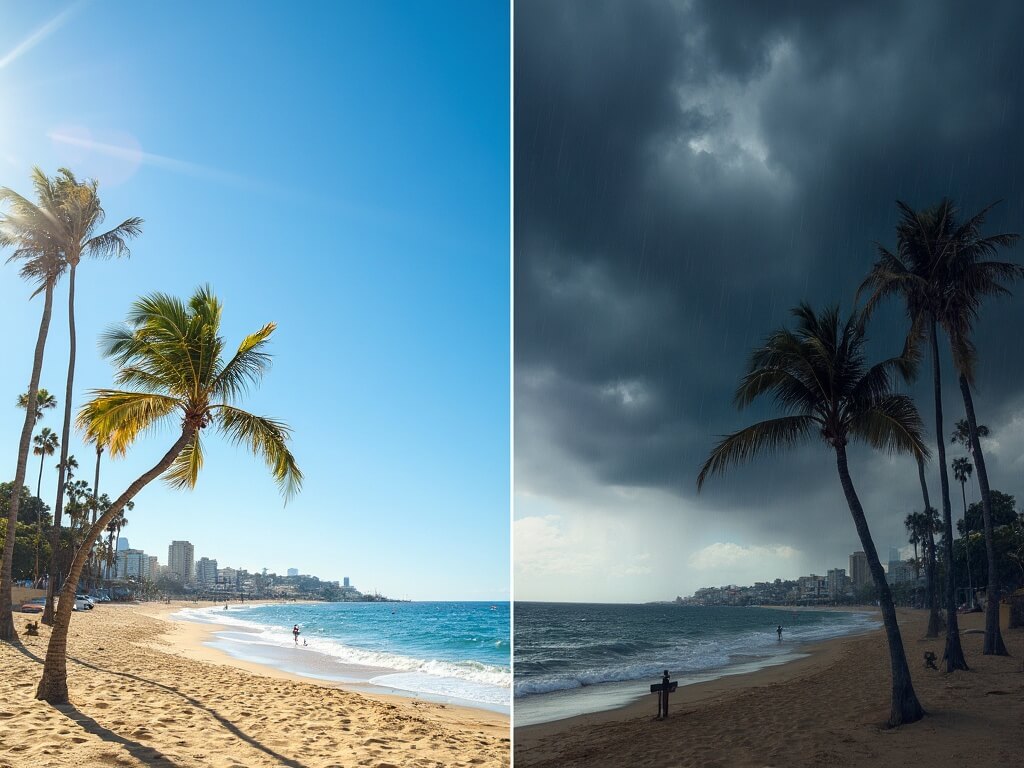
top-left (0, 1), bottom-right (509, 600)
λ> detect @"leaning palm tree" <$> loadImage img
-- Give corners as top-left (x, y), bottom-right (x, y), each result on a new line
top-left (0, 170), bottom-right (68, 641)
top-left (41, 169), bottom-right (142, 625)
top-left (32, 428), bottom-right (60, 583)
top-left (859, 199), bottom-right (973, 670)
top-left (952, 456), bottom-right (975, 608)
top-left (36, 286), bottom-right (301, 703)
top-left (18, 388), bottom-right (58, 420)
top-left (905, 512), bottom-right (923, 578)
top-left (697, 303), bottom-right (926, 726)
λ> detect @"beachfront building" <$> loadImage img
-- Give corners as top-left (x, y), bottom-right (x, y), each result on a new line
top-left (886, 558), bottom-right (917, 585)
top-left (287, 568), bottom-right (299, 577)
top-left (116, 549), bottom-right (152, 580)
top-left (196, 557), bottom-right (218, 586)
top-left (849, 551), bottom-right (870, 588)
top-left (148, 556), bottom-right (159, 577)
top-left (168, 540), bottom-right (195, 582)
top-left (343, 577), bottom-right (350, 588)
top-left (826, 568), bottom-right (850, 598)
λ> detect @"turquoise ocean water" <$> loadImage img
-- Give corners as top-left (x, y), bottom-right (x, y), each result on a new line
top-left (175, 601), bottom-right (510, 712)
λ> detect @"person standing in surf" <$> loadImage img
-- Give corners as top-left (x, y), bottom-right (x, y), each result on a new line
top-left (293, 624), bottom-right (300, 644)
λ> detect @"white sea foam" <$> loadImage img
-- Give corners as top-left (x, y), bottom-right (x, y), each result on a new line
top-left (172, 605), bottom-right (511, 703)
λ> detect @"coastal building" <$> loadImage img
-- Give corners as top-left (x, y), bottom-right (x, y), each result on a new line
top-left (196, 557), bottom-right (218, 586)
top-left (287, 568), bottom-right (299, 577)
top-left (116, 549), bottom-right (151, 580)
top-left (826, 568), bottom-right (850, 598)
top-left (343, 577), bottom-right (350, 588)
top-left (148, 556), bottom-right (159, 578)
top-left (117, 537), bottom-right (129, 551)
top-left (887, 558), bottom-right (916, 585)
top-left (220, 567), bottom-right (238, 586)
top-left (849, 551), bottom-right (870, 588)
top-left (168, 540), bottom-right (195, 582)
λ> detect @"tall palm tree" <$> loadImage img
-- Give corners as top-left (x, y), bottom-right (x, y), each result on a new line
top-left (18, 388), bottom-right (58, 420)
top-left (42, 169), bottom-right (142, 625)
top-left (32, 428), bottom-right (60, 583)
top-left (905, 511), bottom-right (923, 578)
top-left (951, 456), bottom-right (975, 608)
top-left (0, 170), bottom-right (68, 641)
top-left (914, 457), bottom-right (942, 637)
top-left (900, 199), bottom-right (1018, 656)
top-left (36, 287), bottom-right (301, 703)
top-left (859, 199), bottom-right (977, 670)
top-left (697, 304), bottom-right (926, 726)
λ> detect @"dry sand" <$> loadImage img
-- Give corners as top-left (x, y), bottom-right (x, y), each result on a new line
top-left (0, 602), bottom-right (509, 768)
top-left (514, 609), bottom-right (1024, 767)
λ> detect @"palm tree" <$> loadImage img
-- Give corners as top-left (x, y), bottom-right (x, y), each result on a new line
top-left (951, 456), bottom-right (975, 608)
top-left (35, 287), bottom-right (301, 703)
top-left (905, 512), bottom-right (923, 578)
top-left (18, 389), bottom-right (58, 420)
top-left (697, 304), bottom-right (926, 726)
top-left (41, 169), bottom-right (142, 625)
top-left (909, 200), bottom-right (1018, 656)
top-left (0, 170), bottom-right (68, 641)
top-left (31, 428), bottom-right (60, 583)
top-left (914, 457), bottom-right (942, 637)
top-left (859, 199), bottom-right (977, 671)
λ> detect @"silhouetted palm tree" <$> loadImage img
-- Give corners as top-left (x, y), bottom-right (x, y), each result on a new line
top-left (0, 170), bottom-right (67, 641)
top-left (859, 199), bottom-right (978, 670)
top-left (914, 457), bottom-right (942, 637)
top-left (36, 287), bottom-right (301, 703)
top-left (929, 200), bottom-right (1017, 656)
top-left (698, 304), bottom-right (927, 726)
top-left (952, 456), bottom-right (975, 607)
top-left (31, 428), bottom-right (59, 583)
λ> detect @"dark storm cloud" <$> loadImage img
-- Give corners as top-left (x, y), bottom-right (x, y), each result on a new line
top-left (515, 0), bottom-right (1024, 535)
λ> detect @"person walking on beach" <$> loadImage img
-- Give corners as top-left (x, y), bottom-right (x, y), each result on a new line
top-left (293, 624), bottom-right (300, 644)
top-left (776, 625), bottom-right (783, 641)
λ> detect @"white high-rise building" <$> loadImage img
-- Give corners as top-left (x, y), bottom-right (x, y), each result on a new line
top-left (287, 568), bottom-right (299, 577)
top-left (196, 557), bottom-right (218, 586)
top-left (168, 540), bottom-right (195, 582)
top-left (116, 549), bottom-right (151, 580)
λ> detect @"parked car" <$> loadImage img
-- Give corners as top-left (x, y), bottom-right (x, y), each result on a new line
top-left (20, 601), bottom-right (43, 613)
top-left (75, 594), bottom-right (96, 609)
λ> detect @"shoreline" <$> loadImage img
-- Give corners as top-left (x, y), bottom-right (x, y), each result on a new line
top-left (514, 605), bottom-right (880, 727)
top-left (514, 608), bottom-right (1024, 767)
top-left (1, 600), bottom-right (510, 767)
top-left (153, 600), bottom-right (511, 715)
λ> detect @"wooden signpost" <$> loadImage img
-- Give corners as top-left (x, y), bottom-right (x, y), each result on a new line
top-left (650, 670), bottom-right (678, 719)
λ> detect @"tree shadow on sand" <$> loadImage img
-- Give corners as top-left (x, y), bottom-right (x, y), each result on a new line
top-left (8, 642), bottom-right (308, 768)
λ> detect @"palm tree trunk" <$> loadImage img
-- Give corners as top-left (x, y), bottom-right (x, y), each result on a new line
top-left (835, 443), bottom-right (924, 726)
top-left (0, 282), bottom-right (55, 641)
top-left (36, 427), bottom-right (194, 703)
top-left (961, 479), bottom-right (974, 609)
top-left (33, 452), bottom-right (47, 585)
top-left (43, 265), bottom-right (78, 625)
top-left (930, 319), bottom-right (968, 671)
top-left (916, 457), bottom-right (942, 638)
top-left (957, 374), bottom-right (1008, 656)
top-left (88, 446), bottom-right (101, 590)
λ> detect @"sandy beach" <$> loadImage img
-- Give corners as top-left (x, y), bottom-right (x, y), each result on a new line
top-left (514, 609), bottom-right (1023, 767)
top-left (0, 602), bottom-right (509, 768)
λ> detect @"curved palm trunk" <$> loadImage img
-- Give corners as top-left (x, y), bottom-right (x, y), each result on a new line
top-left (930, 320), bottom-right (967, 671)
top-left (916, 457), bottom-right (942, 638)
top-left (43, 265), bottom-right (78, 625)
top-left (0, 282), bottom-right (55, 641)
top-left (87, 447), bottom-right (101, 591)
top-left (836, 444), bottom-right (923, 726)
top-left (958, 374), bottom-right (1008, 656)
top-left (36, 428), bottom-right (194, 703)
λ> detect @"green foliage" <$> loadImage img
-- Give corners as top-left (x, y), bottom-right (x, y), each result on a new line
top-left (0, 481), bottom-right (51, 526)
top-left (0, 519), bottom-right (52, 581)
top-left (958, 490), bottom-right (1018, 535)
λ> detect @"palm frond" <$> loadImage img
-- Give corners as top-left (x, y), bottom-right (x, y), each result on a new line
top-left (848, 394), bottom-right (928, 459)
top-left (697, 415), bottom-right (816, 490)
top-left (76, 390), bottom-right (180, 457)
top-left (212, 322), bottom-right (276, 401)
top-left (215, 405), bottom-right (302, 500)
top-left (164, 433), bottom-right (204, 490)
